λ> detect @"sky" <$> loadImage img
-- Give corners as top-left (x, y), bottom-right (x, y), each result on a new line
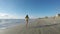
top-left (0, 0), bottom-right (60, 19)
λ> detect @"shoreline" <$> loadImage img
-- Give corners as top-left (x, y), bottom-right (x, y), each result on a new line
top-left (0, 23), bottom-right (26, 34)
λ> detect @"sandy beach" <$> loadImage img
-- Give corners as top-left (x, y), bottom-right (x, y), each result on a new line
top-left (0, 23), bottom-right (25, 34)
top-left (0, 18), bottom-right (60, 34)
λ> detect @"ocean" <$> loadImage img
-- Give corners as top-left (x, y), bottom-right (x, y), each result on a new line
top-left (0, 19), bottom-right (35, 29)
top-left (0, 19), bottom-right (26, 29)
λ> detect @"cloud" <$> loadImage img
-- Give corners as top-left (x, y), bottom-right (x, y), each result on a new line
top-left (0, 13), bottom-right (20, 19)
top-left (0, 13), bottom-right (8, 16)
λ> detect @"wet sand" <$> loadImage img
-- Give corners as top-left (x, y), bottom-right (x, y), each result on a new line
top-left (0, 24), bottom-right (25, 34)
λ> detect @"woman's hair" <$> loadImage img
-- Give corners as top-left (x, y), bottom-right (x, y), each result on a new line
top-left (25, 15), bottom-right (29, 18)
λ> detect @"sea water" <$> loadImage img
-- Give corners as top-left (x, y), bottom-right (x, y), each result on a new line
top-left (0, 19), bottom-right (35, 29)
top-left (0, 19), bottom-right (26, 29)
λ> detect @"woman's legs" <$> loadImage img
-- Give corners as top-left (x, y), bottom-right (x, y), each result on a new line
top-left (26, 20), bottom-right (28, 28)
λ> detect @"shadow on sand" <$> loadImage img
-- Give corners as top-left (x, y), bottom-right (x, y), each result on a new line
top-left (29, 23), bottom-right (60, 29)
